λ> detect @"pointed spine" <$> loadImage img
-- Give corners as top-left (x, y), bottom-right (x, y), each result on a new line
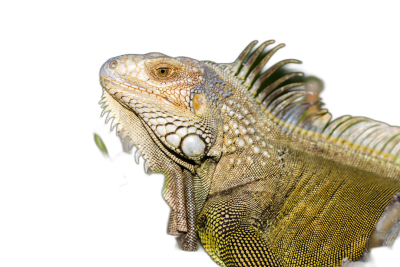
top-left (373, 129), bottom-right (399, 152)
top-left (322, 116), bottom-right (352, 137)
top-left (230, 40), bottom-right (258, 75)
top-left (101, 107), bottom-right (110, 117)
top-left (388, 138), bottom-right (400, 158)
top-left (312, 113), bottom-right (332, 134)
top-left (250, 59), bottom-right (302, 95)
top-left (346, 122), bottom-right (379, 143)
top-left (299, 110), bottom-right (329, 130)
top-left (279, 101), bottom-right (310, 121)
top-left (116, 125), bottom-right (123, 136)
top-left (134, 149), bottom-right (141, 164)
top-left (128, 140), bottom-right (134, 150)
top-left (256, 73), bottom-right (303, 103)
top-left (351, 125), bottom-right (384, 145)
top-left (98, 96), bottom-right (106, 105)
top-left (360, 128), bottom-right (389, 148)
top-left (269, 91), bottom-right (310, 115)
top-left (243, 43), bottom-right (285, 87)
top-left (382, 134), bottom-right (400, 154)
top-left (105, 112), bottom-right (113, 123)
top-left (237, 40), bottom-right (274, 80)
top-left (331, 118), bottom-right (369, 139)
top-left (261, 82), bottom-right (305, 110)
top-left (338, 120), bottom-right (372, 141)
top-left (286, 101), bottom-right (321, 127)
top-left (110, 120), bottom-right (119, 131)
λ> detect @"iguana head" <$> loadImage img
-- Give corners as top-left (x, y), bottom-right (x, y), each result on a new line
top-left (100, 54), bottom-right (227, 161)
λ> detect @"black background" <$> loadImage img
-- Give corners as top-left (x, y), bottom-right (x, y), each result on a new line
top-left (60, 2), bottom-right (400, 266)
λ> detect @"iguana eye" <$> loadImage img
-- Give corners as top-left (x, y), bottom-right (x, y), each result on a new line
top-left (156, 67), bottom-right (172, 77)
top-left (109, 60), bottom-right (117, 69)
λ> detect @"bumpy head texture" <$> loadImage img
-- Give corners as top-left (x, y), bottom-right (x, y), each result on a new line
top-left (100, 54), bottom-right (231, 160)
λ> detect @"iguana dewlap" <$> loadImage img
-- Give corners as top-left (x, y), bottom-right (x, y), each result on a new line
top-left (98, 41), bottom-right (400, 267)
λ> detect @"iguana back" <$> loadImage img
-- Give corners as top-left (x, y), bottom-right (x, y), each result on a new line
top-left (98, 41), bottom-right (400, 266)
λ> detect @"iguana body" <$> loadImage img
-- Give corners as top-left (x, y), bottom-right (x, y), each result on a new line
top-left (98, 41), bottom-right (400, 266)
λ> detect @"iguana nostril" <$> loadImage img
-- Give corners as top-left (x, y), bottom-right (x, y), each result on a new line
top-left (109, 60), bottom-right (117, 69)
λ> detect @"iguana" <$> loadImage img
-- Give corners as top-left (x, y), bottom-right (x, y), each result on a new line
top-left (98, 40), bottom-right (400, 267)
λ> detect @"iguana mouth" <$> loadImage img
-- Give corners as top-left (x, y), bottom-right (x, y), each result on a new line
top-left (100, 74), bottom-right (174, 106)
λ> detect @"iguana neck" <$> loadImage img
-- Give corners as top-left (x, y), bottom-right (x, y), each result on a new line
top-left (202, 63), bottom-right (292, 195)
top-left (199, 63), bottom-right (400, 196)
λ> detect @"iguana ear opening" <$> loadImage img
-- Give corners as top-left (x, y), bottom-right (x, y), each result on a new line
top-left (192, 93), bottom-right (206, 115)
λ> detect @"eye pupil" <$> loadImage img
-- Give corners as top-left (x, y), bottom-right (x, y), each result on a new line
top-left (157, 67), bottom-right (171, 77)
